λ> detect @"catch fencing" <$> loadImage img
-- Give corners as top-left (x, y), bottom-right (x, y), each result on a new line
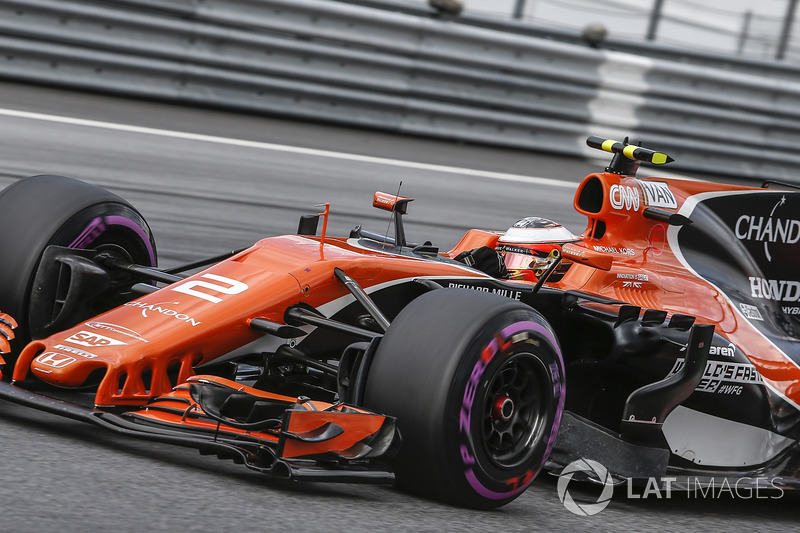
top-left (1, 0), bottom-right (799, 181)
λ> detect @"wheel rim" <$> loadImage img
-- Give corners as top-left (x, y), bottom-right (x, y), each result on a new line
top-left (480, 352), bottom-right (549, 469)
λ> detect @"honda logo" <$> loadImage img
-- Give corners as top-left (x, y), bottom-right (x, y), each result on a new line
top-left (36, 352), bottom-right (76, 368)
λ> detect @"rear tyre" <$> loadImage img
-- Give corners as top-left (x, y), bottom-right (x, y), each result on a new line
top-left (0, 175), bottom-right (157, 372)
top-left (363, 288), bottom-right (565, 509)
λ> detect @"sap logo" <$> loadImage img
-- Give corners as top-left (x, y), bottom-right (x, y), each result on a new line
top-left (609, 185), bottom-right (640, 211)
top-left (65, 330), bottom-right (127, 348)
top-left (638, 181), bottom-right (678, 209)
top-left (36, 352), bottom-right (76, 368)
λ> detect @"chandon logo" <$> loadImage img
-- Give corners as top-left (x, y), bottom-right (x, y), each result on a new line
top-left (124, 301), bottom-right (202, 327)
top-left (734, 196), bottom-right (800, 262)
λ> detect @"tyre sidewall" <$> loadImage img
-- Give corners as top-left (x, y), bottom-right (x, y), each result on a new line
top-left (0, 175), bottom-right (156, 343)
top-left (364, 289), bottom-right (565, 509)
top-left (444, 308), bottom-right (564, 507)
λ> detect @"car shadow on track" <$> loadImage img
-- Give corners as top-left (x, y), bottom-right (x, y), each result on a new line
top-left (0, 399), bottom-right (394, 503)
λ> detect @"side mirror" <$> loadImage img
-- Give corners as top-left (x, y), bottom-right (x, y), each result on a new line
top-left (561, 243), bottom-right (613, 271)
top-left (372, 192), bottom-right (415, 248)
top-left (373, 192), bottom-right (414, 215)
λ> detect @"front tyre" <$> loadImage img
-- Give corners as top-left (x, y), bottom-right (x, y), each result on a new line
top-left (0, 175), bottom-right (157, 367)
top-left (363, 289), bottom-right (565, 509)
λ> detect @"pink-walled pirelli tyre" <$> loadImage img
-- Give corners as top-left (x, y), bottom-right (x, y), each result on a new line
top-left (0, 175), bottom-right (157, 371)
top-left (363, 288), bottom-right (565, 509)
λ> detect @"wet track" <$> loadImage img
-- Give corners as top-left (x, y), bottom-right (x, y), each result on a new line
top-left (0, 82), bottom-right (797, 532)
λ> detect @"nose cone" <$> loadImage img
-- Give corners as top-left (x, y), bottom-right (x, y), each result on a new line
top-left (27, 339), bottom-right (108, 387)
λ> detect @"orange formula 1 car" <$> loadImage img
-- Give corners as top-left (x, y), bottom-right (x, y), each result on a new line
top-left (0, 137), bottom-right (798, 509)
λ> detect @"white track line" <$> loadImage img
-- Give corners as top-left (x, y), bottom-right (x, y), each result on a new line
top-left (0, 107), bottom-right (578, 189)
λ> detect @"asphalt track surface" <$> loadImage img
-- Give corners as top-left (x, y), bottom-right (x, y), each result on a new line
top-left (0, 81), bottom-right (796, 532)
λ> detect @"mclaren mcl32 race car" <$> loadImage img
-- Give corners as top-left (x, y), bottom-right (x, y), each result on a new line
top-left (0, 136), bottom-right (798, 509)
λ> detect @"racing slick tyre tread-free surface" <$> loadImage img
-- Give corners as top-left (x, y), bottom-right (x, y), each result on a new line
top-left (363, 288), bottom-right (565, 509)
top-left (0, 175), bottom-right (157, 369)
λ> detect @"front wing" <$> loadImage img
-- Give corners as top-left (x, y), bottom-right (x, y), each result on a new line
top-left (0, 375), bottom-right (397, 483)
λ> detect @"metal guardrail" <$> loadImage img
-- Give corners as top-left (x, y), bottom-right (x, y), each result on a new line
top-left (342, 0), bottom-right (800, 79)
top-left (0, 0), bottom-right (799, 181)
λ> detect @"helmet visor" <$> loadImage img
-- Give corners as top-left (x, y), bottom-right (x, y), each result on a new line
top-left (502, 251), bottom-right (552, 271)
top-left (503, 252), bottom-right (531, 270)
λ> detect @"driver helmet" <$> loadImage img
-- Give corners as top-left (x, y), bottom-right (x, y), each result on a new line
top-left (496, 217), bottom-right (580, 282)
